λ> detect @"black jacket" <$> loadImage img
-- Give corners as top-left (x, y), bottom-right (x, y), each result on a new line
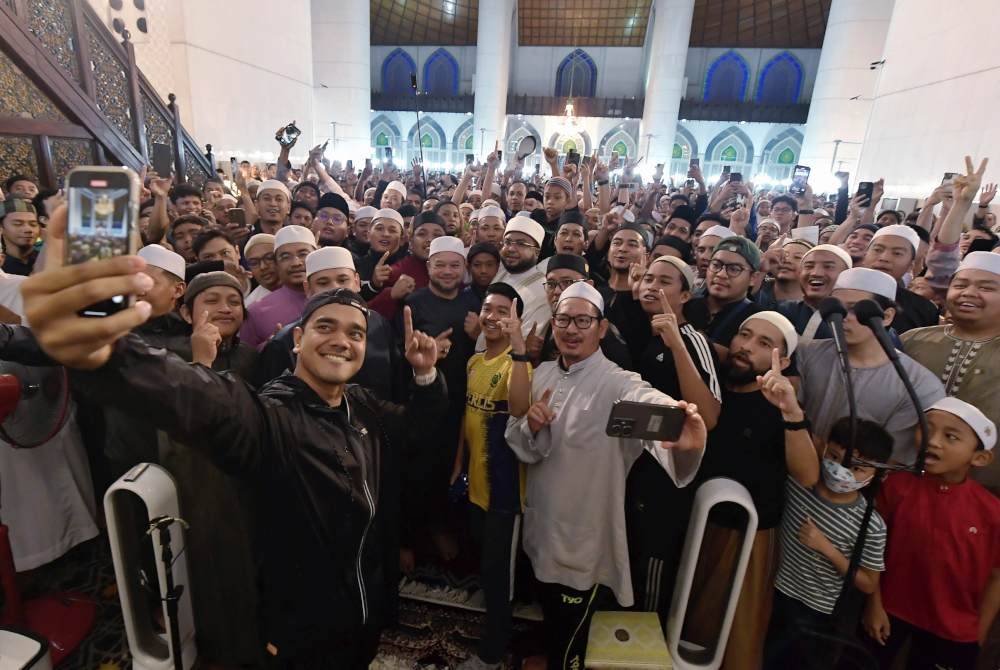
top-left (70, 335), bottom-right (448, 660)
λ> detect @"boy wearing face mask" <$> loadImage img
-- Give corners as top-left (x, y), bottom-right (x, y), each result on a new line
top-left (764, 417), bottom-right (892, 667)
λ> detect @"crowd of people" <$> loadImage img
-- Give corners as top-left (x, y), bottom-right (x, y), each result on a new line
top-left (2, 128), bottom-right (1000, 670)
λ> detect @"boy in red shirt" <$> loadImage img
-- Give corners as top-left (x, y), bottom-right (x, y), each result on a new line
top-left (863, 397), bottom-right (1000, 670)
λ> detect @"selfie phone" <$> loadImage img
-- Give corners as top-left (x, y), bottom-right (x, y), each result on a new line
top-left (856, 181), bottom-right (874, 205)
top-left (722, 165), bottom-right (731, 176)
top-left (790, 164), bottom-right (811, 195)
top-left (496, 150), bottom-right (503, 162)
top-left (346, 159), bottom-right (354, 172)
top-left (276, 121), bottom-right (301, 147)
top-left (566, 150), bottom-right (580, 166)
top-left (684, 178), bottom-right (696, 188)
top-left (365, 158), bottom-right (372, 170)
top-left (466, 153), bottom-right (475, 165)
top-left (151, 142), bottom-right (172, 178)
top-left (690, 158), bottom-right (700, 168)
top-left (384, 146), bottom-right (393, 161)
top-left (229, 156), bottom-right (238, 180)
top-left (941, 172), bottom-right (957, 186)
top-left (227, 208), bottom-right (246, 227)
top-left (606, 401), bottom-right (686, 442)
top-left (730, 172), bottom-right (743, 183)
top-left (65, 166), bottom-right (140, 317)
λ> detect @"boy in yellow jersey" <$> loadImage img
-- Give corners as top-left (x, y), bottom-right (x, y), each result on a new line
top-left (453, 282), bottom-right (532, 669)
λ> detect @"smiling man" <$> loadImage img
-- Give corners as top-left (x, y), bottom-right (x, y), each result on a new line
top-left (862, 224), bottom-right (939, 333)
top-left (776, 244), bottom-right (853, 344)
top-left (253, 179), bottom-right (292, 235)
top-left (488, 216), bottom-right (550, 341)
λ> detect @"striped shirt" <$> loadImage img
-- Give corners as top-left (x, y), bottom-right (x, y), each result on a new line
top-left (775, 477), bottom-right (886, 614)
top-left (637, 323), bottom-right (721, 405)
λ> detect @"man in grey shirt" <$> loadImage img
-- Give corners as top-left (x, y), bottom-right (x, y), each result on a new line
top-left (505, 281), bottom-right (707, 669)
top-left (796, 268), bottom-right (944, 463)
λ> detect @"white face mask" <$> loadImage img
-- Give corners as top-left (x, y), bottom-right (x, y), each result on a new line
top-left (821, 457), bottom-right (872, 493)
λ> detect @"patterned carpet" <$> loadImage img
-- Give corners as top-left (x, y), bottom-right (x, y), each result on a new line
top-left (26, 536), bottom-right (542, 669)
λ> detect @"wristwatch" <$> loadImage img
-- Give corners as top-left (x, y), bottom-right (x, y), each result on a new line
top-left (783, 418), bottom-right (811, 431)
top-left (798, 209), bottom-right (814, 215)
top-left (597, 179), bottom-right (609, 186)
top-left (510, 352), bottom-right (531, 362)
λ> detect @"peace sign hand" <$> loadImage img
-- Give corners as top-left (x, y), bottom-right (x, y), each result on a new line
top-left (403, 306), bottom-right (438, 375)
top-left (527, 388), bottom-right (557, 434)
top-left (756, 348), bottom-right (801, 419)
top-left (650, 289), bottom-right (683, 351)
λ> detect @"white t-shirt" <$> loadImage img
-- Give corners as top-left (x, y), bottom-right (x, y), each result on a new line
top-left (0, 272), bottom-right (27, 324)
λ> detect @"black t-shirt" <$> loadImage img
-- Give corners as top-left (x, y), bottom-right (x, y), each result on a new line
top-left (638, 324), bottom-right (721, 402)
top-left (606, 290), bottom-right (652, 365)
top-left (696, 388), bottom-right (787, 529)
top-left (2, 252), bottom-right (35, 276)
top-left (683, 296), bottom-right (763, 348)
top-left (893, 286), bottom-right (939, 334)
top-left (401, 287), bottom-right (477, 407)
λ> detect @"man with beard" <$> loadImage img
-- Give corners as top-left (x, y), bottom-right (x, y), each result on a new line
top-left (487, 216), bottom-right (549, 342)
top-left (240, 225), bottom-right (316, 348)
top-left (776, 244), bottom-right (854, 344)
top-left (0, 198), bottom-right (40, 275)
top-left (369, 211), bottom-right (446, 319)
top-left (348, 205), bottom-right (377, 256)
top-left (507, 180), bottom-right (528, 217)
top-left (862, 224), bottom-right (938, 333)
top-left (312, 193), bottom-right (350, 247)
top-left (685, 311), bottom-right (819, 670)
top-left (692, 224), bottom-right (737, 293)
top-left (684, 236), bottom-right (764, 352)
top-left (541, 176), bottom-right (574, 258)
top-left (605, 225), bottom-right (648, 293)
top-left (244, 233), bottom-right (279, 307)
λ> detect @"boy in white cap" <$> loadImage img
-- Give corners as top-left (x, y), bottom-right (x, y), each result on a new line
top-left (240, 225), bottom-right (317, 348)
top-left (863, 224), bottom-right (938, 332)
top-left (348, 204), bottom-right (378, 256)
top-left (243, 233), bottom-right (279, 307)
top-left (380, 180), bottom-right (407, 209)
top-left (796, 267), bottom-right (945, 463)
top-left (505, 280), bottom-right (707, 669)
top-left (902, 251), bottom-right (1000, 493)
top-left (253, 179), bottom-right (292, 235)
top-left (864, 398), bottom-right (1000, 670)
top-left (684, 311), bottom-right (819, 670)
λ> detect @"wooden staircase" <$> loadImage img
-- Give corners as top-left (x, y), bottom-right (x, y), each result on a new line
top-left (0, 0), bottom-right (213, 188)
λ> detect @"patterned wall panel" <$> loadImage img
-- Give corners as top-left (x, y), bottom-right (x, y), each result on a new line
top-left (87, 30), bottom-right (135, 144)
top-left (50, 137), bottom-right (94, 180)
top-left (0, 135), bottom-right (39, 180)
top-left (184, 147), bottom-right (209, 187)
top-left (24, 0), bottom-right (81, 83)
top-left (141, 89), bottom-right (172, 151)
top-left (0, 49), bottom-right (68, 121)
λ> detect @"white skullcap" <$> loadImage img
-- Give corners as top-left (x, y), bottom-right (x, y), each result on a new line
top-left (469, 190), bottom-right (483, 198)
top-left (217, 194), bottom-right (238, 206)
top-left (802, 244), bottom-right (853, 269)
top-left (612, 205), bottom-right (636, 224)
top-left (469, 209), bottom-right (480, 221)
top-left (505, 216), bottom-right (545, 247)
top-left (373, 208), bottom-right (404, 226)
top-left (428, 236), bottom-right (467, 259)
top-left (834, 267), bottom-right (897, 301)
top-left (274, 224), bottom-right (317, 251)
top-left (740, 310), bottom-right (799, 356)
top-left (557, 280), bottom-right (605, 315)
top-left (650, 255), bottom-right (696, 290)
top-left (306, 247), bottom-right (356, 277)
top-left (355, 205), bottom-right (378, 221)
top-left (138, 244), bottom-right (185, 280)
top-left (479, 205), bottom-right (506, 222)
top-left (703, 225), bottom-right (737, 240)
top-left (515, 210), bottom-right (533, 218)
top-left (758, 218), bottom-right (779, 231)
top-left (256, 179), bottom-right (291, 199)
top-left (244, 233), bottom-right (275, 256)
top-left (490, 183), bottom-right (502, 196)
top-left (872, 224), bottom-right (919, 254)
top-left (385, 180), bottom-right (407, 197)
top-left (926, 397), bottom-right (996, 451)
top-left (482, 198), bottom-right (501, 208)
top-left (364, 187), bottom-right (376, 197)
top-left (956, 250), bottom-right (1000, 276)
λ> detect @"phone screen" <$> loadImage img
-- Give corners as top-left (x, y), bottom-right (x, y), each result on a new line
top-left (690, 158), bottom-right (700, 168)
top-left (730, 172), bottom-right (743, 183)
top-left (791, 165), bottom-right (811, 195)
top-left (152, 143), bottom-right (172, 178)
top-left (66, 167), bottom-right (139, 316)
top-left (722, 165), bottom-right (731, 175)
top-left (466, 154), bottom-right (475, 165)
top-left (567, 150), bottom-right (580, 166)
top-left (227, 208), bottom-right (246, 226)
top-left (346, 160), bottom-right (354, 172)
top-left (384, 147), bottom-right (393, 161)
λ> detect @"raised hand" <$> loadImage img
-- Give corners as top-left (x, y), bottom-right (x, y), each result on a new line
top-left (688, 162), bottom-right (704, 184)
top-left (593, 158), bottom-right (609, 183)
top-left (434, 327), bottom-right (454, 360)
top-left (372, 251), bottom-right (392, 289)
top-left (543, 147), bottom-right (558, 163)
top-left (499, 298), bottom-right (525, 353)
top-left (730, 201), bottom-right (751, 235)
top-left (527, 388), bottom-right (556, 434)
top-left (463, 311), bottom-right (480, 339)
top-left (390, 274), bottom-right (416, 300)
top-left (660, 400), bottom-right (707, 451)
top-left (953, 156), bottom-right (989, 204)
top-left (191, 309), bottom-right (221, 366)
top-left (524, 322), bottom-right (544, 361)
top-left (650, 290), bottom-right (683, 351)
top-left (757, 348), bottom-right (801, 419)
top-left (403, 306), bottom-right (438, 375)
top-left (149, 176), bottom-right (172, 200)
top-left (980, 181), bottom-right (997, 206)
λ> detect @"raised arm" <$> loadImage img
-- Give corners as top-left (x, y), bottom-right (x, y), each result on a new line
top-left (938, 155), bottom-right (990, 245)
top-left (758, 347), bottom-right (819, 488)
top-left (452, 163), bottom-right (474, 204)
top-left (146, 176), bottom-right (172, 244)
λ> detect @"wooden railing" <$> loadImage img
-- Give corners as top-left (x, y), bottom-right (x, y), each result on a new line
top-left (0, 0), bottom-right (212, 187)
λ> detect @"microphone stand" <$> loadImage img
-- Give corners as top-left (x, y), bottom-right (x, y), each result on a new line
top-left (819, 298), bottom-right (858, 467)
top-left (147, 515), bottom-right (188, 670)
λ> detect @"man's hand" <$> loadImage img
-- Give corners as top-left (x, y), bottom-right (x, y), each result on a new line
top-left (402, 306), bottom-right (438, 375)
top-left (543, 147), bottom-right (558, 164)
top-left (390, 274), bottom-right (415, 300)
top-left (411, 158), bottom-right (423, 177)
top-left (593, 159), bottom-right (609, 183)
top-left (729, 201), bottom-right (750, 235)
top-left (22, 205), bottom-right (153, 369)
top-left (191, 310), bottom-right (221, 367)
top-left (925, 184), bottom-right (949, 207)
top-left (463, 311), bottom-right (480, 339)
top-left (527, 388), bottom-right (556, 434)
top-left (149, 176), bottom-right (171, 200)
top-left (757, 348), bottom-right (802, 420)
top-left (660, 401), bottom-right (707, 451)
top-left (953, 156), bottom-right (990, 204)
top-left (434, 327), bottom-right (453, 361)
top-left (371, 251), bottom-right (392, 289)
top-left (688, 162), bottom-right (704, 185)
top-left (863, 598), bottom-right (891, 646)
top-left (980, 182), bottom-right (997, 207)
top-left (499, 298), bottom-right (526, 354)
top-left (650, 290), bottom-right (684, 351)
top-left (524, 322), bottom-right (544, 361)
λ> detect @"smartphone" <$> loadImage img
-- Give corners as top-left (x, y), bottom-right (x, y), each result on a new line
top-left (365, 158), bottom-right (372, 170)
top-left (229, 156), bottom-right (238, 181)
top-left (276, 121), bottom-right (301, 147)
top-left (66, 166), bottom-right (140, 317)
top-left (941, 172), bottom-right (957, 186)
top-left (384, 146), bottom-right (393, 161)
top-left (466, 153), bottom-right (475, 165)
top-left (722, 165), bottom-right (731, 176)
top-left (790, 164), bottom-right (811, 195)
top-left (566, 150), bottom-right (580, 166)
top-left (496, 150), bottom-right (503, 163)
top-left (684, 178), bottom-right (696, 188)
top-left (856, 181), bottom-right (874, 205)
top-left (606, 400), bottom-right (686, 442)
top-left (730, 172), bottom-right (743, 183)
top-left (690, 158), bottom-right (700, 168)
top-left (346, 159), bottom-right (354, 172)
top-left (534, 163), bottom-right (541, 174)
top-left (151, 142), bottom-right (172, 178)
top-left (227, 208), bottom-right (246, 227)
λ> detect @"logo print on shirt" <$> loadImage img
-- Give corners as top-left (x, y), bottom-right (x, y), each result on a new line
top-left (490, 372), bottom-right (502, 388)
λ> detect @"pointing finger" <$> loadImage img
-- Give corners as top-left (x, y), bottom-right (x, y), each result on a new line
top-left (403, 305), bottom-right (414, 344)
top-left (540, 388), bottom-right (554, 406)
top-left (196, 309), bottom-right (210, 328)
top-left (771, 347), bottom-right (782, 373)
top-left (658, 289), bottom-right (673, 316)
top-left (512, 298), bottom-right (519, 317)
top-left (377, 250), bottom-right (390, 266)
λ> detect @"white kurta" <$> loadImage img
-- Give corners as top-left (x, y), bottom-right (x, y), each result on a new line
top-left (244, 284), bottom-right (272, 308)
top-left (0, 409), bottom-right (98, 571)
top-left (505, 350), bottom-right (704, 606)
top-left (476, 264), bottom-right (549, 352)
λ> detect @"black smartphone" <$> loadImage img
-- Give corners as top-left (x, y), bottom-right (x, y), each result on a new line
top-left (496, 149), bottom-right (503, 162)
top-left (856, 181), bottom-right (874, 205)
top-left (384, 146), bottom-right (393, 161)
top-left (790, 164), bottom-right (811, 195)
top-left (566, 150), bottom-right (580, 166)
top-left (227, 207), bottom-right (246, 227)
top-left (365, 158), bottom-right (372, 170)
top-left (466, 153), bottom-right (475, 165)
top-left (606, 401), bottom-right (686, 442)
top-left (346, 159), bottom-right (353, 172)
top-left (276, 121), bottom-right (301, 147)
top-left (66, 166), bottom-right (140, 317)
top-left (942, 172), bottom-right (958, 186)
top-left (151, 142), bottom-right (172, 178)
top-left (722, 165), bottom-right (731, 175)
top-left (690, 158), bottom-right (700, 168)
top-left (729, 172), bottom-right (743, 183)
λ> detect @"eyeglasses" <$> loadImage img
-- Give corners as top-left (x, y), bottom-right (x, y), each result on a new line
top-left (316, 212), bottom-right (346, 223)
top-left (502, 238), bottom-right (539, 250)
top-left (552, 314), bottom-right (600, 329)
top-left (246, 253), bottom-right (276, 268)
top-left (708, 259), bottom-right (750, 277)
top-left (543, 278), bottom-right (583, 291)
top-left (770, 206), bottom-right (794, 214)
top-left (276, 249), bottom-right (311, 263)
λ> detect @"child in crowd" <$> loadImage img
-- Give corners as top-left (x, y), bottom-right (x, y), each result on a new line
top-left (864, 397), bottom-right (1000, 670)
top-left (764, 417), bottom-right (892, 668)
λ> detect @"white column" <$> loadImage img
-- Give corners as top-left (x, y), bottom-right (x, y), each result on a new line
top-left (311, 0), bottom-right (371, 162)
top-left (639, 0), bottom-right (695, 166)
top-left (798, 0), bottom-right (894, 177)
top-left (472, 0), bottom-right (515, 160)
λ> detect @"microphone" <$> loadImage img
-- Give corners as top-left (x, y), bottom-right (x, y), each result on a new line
top-left (819, 297), bottom-right (857, 467)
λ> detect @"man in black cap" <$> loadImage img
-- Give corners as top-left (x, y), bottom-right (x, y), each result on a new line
top-left (550, 209), bottom-right (588, 258)
top-left (523, 189), bottom-right (544, 213)
top-left (0, 198), bottom-right (40, 276)
top-left (652, 235), bottom-right (691, 263)
top-left (313, 193), bottom-right (351, 247)
top-left (661, 204), bottom-right (697, 242)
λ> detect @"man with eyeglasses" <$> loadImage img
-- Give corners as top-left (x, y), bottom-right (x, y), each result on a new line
top-left (505, 280), bottom-right (707, 669)
top-left (692, 224), bottom-right (736, 294)
top-left (484, 216), bottom-right (549, 345)
top-left (240, 225), bottom-right (317, 348)
top-left (244, 233), bottom-right (279, 307)
top-left (311, 193), bottom-right (350, 247)
top-left (769, 195), bottom-right (799, 235)
top-left (683, 236), bottom-right (765, 353)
